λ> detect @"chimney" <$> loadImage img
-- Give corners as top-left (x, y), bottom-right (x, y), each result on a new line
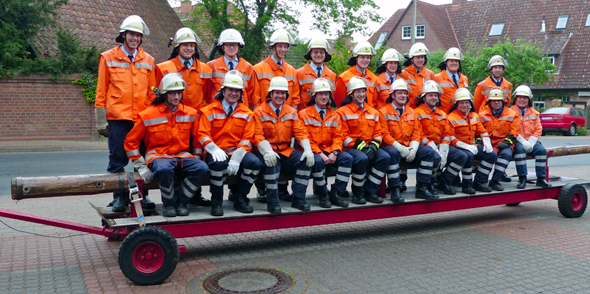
top-left (541, 15), bottom-right (546, 32)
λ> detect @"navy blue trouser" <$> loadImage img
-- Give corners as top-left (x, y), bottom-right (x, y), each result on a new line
top-left (257, 150), bottom-right (311, 204)
top-left (382, 145), bottom-right (440, 187)
top-left (461, 145), bottom-right (497, 183)
top-left (206, 152), bottom-right (261, 201)
top-left (149, 157), bottom-right (209, 206)
top-left (514, 142), bottom-right (547, 178)
top-left (492, 147), bottom-right (513, 181)
top-left (441, 146), bottom-right (468, 182)
top-left (311, 152), bottom-right (353, 196)
top-left (345, 148), bottom-right (389, 196)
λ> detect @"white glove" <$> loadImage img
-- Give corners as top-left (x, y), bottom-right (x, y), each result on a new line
top-left (457, 141), bottom-right (478, 155)
top-left (482, 137), bottom-right (494, 153)
top-left (406, 141), bottom-right (419, 162)
top-left (393, 141), bottom-right (410, 158)
top-left (95, 107), bottom-right (109, 137)
top-left (516, 135), bottom-right (532, 153)
top-left (299, 139), bottom-right (315, 167)
top-left (427, 141), bottom-right (441, 158)
top-left (228, 147), bottom-right (247, 176)
top-left (439, 143), bottom-right (449, 168)
top-left (205, 142), bottom-right (228, 162)
top-left (133, 157), bottom-right (153, 184)
top-left (258, 140), bottom-right (280, 167)
top-left (526, 136), bottom-right (538, 153)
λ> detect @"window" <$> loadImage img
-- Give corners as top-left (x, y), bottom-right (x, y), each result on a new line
top-left (375, 32), bottom-right (388, 49)
top-left (586, 14), bottom-right (590, 27)
top-left (533, 101), bottom-right (545, 109)
top-left (561, 96), bottom-right (570, 102)
top-left (416, 25), bottom-right (425, 39)
top-left (402, 26), bottom-right (411, 39)
top-left (556, 15), bottom-right (568, 29)
top-left (489, 23), bottom-right (505, 36)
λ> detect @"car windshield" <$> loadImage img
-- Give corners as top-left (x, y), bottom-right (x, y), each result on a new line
top-left (542, 108), bottom-right (569, 114)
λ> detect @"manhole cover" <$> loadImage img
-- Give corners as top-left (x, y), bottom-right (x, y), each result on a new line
top-left (202, 268), bottom-right (294, 294)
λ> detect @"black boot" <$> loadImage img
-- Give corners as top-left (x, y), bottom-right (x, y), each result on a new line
top-left (142, 194), bottom-right (156, 210)
top-left (319, 193), bottom-right (331, 208)
top-left (462, 180), bottom-right (476, 195)
top-left (451, 177), bottom-right (462, 187)
top-left (176, 203), bottom-right (189, 216)
top-left (436, 178), bottom-right (456, 195)
top-left (329, 190), bottom-right (349, 207)
top-left (210, 195), bottom-right (223, 216)
top-left (278, 184), bottom-right (292, 201)
top-left (517, 176), bottom-right (527, 189)
top-left (473, 180), bottom-right (492, 192)
top-left (502, 172), bottom-right (512, 182)
top-left (365, 193), bottom-right (384, 203)
top-left (400, 174), bottom-right (408, 192)
top-left (416, 182), bottom-right (438, 200)
top-left (233, 194), bottom-right (254, 213)
top-left (162, 205), bottom-right (176, 217)
top-left (189, 188), bottom-right (212, 206)
top-left (351, 193), bottom-right (366, 205)
top-left (267, 202), bottom-right (281, 214)
top-left (291, 197), bottom-right (310, 211)
top-left (427, 183), bottom-right (440, 198)
top-left (489, 180), bottom-right (504, 191)
top-left (112, 192), bottom-right (127, 212)
top-left (536, 177), bottom-right (552, 188)
top-left (389, 186), bottom-right (405, 203)
top-left (256, 182), bottom-right (267, 203)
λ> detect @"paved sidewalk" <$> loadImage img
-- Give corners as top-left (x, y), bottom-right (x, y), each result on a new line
top-left (0, 139), bottom-right (108, 153)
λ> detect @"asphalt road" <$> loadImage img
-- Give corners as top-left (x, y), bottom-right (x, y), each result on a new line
top-left (1, 136), bottom-right (589, 197)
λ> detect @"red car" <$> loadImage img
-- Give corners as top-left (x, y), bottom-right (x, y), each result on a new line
top-left (540, 106), bottom-right (586, 136)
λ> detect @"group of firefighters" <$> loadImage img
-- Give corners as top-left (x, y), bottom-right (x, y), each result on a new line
top-left (96, 15), bottom-right (551, 217)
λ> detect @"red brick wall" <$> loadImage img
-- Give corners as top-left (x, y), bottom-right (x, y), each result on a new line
top-left (0, 74), bottom-right (97, 141)
top-left (384, 7), bottom-right (447, 54)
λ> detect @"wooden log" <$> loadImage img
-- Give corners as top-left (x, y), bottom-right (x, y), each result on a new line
top-left (11, 145), bottom-right (590, 200)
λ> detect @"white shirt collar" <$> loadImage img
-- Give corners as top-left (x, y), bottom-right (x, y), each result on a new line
top-left (492, 76), bottom-right (503, 84)
top-left (310, 62), bottom-right (323, 72)
top-left (222, 99), bottom-right (237, 114)
top-left (269, 102), bottom-right (281, 114)
top-left (314, 104), bottom-right (327, 114)
top-left (385, 72), bottom-right (395, 82)
top-left (271, 55), bottom-right (282, 66)
top-left (224, 56), bottom-right (239, 68)
top-left (392, 102), bottom-right (404, 112)
top-left (355, 65), bottom-right (366, 76)
top-left (120, 46), bottom-right (137, 59)
top-left (178, 56), bottom-right (193, 68)
top-left (446, 70), bottom-right (458, 80)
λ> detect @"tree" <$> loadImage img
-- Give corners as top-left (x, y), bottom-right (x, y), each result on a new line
top-left (188, 0), bottom-right (382, 62)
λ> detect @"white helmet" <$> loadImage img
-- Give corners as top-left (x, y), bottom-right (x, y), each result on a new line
top-left (218, 28), bottom-right (245, 46)
top-left (488, 55), bottom-right (508, 69)
top-left (512, 85), bottom-right (532, 99)
top-left (119, 15), bottom-right (149, 35)
top-left (159, 73), bottom-right (186, 94)
top-left (452, 88), bottom-right (473, 104)
top-left (311, 78), bottom-right (333, 95)
top-left (420, 80), bottom-right (444, 96)
top-left (443, 47), bottom-right (463, 61)
top-left (269, 29), bottom-right (295, 47)
top-left (347, 77), bottom-right (367, 94)
top-left (267, 76), bottom-right (290, 92)
top-left (488, 88), bottom-right (505, 101)
top-left (305, 37), bottom-right (332, 62)
top-left (172, 27), bottom-right (201, 47)
top-left (408, 42), bottom-right (429, 58)
top-left (221, 70), bottom-right (245, 90)
top-left (352, 41), bottom-right (376, 57)
top-left (389, 79), bottom-right (409, 94)
top-left (381, 48), bottom-right (404, 64)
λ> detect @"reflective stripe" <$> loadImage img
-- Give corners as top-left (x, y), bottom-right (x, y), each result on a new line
top-left (199, 72), bottom-right (212, 78)
top-left (514, 153), bottom-right (527, 159)
top-left (352, 173), bottom-right (366, 180)
top-left (481, 90), bottom-right (490, 95)
top-left (449, 162), bottom-right (462, 171)
top-left (418, 114), bottom-right (430, 120)
top-left (470, 117), bottom-right (480, 123)
top-left (338, 166), bottom-right (352, 173)
top-left (421, 138), bottom-right (429, 145)
top-left (365, 81), bottom-right (376, 87)
top-left (312, 171), bottom-right (325, 178)
top-left (535, 162), bottom-right (546, 167)
top-left (200, 136), bottom-right (212, 145)
top-left (106, 61), bottom-right (129, 68)
top-left (176, 115), bottom-right (196, 122)
top-left (296, 169), bottom-right (311, 176)
top-left (315, 180), bottom-right (327, 186)
top-left (126, 149), bottom-right (140, 157)
top-left (536, 155), bottom-right (547, 161)
top-left (441, 136), bottom-right (450, 142)
top-left (343, 137), bottom-right (353, 146)
top-left (480, 117), bottom-right (492, 122)
top-left (384, 115), bottom-right (400, 121)
top-left (437, 115), bottom-right (447, 120)
top-left (325, 121), bottom-right (338, 127)
top-left (238, 140), bottom-right (252, 148)
top-left (499, 116), bottom-right (514, 121)
top-left (463, 82), bottom-right (469, 87)
top-left (212, 72), bottom-right (226, 78)
top-left (259, 115), bottom-right (276, 123)
top-left (406, 79), bottom-right (416, 85)
top-left (364, 114), bottom-right (378, 121)
top-left (451, 136), bottom-right (457, 141)
top-left (193, 148), bottom-right (203, 154)
top-left (284, 75), bottom-right (296, 81)
top-left (266, 183), bottom-right (278, 189)
top-left (368, 175), bottom-right (381, 185)
top-left (281, 114), bottom-right (298, 121)
top-left (210, 179), bottom-right (225, 186)
top-left (497, 158), bottom-right (510, 166)
top-left (243, 75), bottom-right (251, 81)
top-left (374, 136), bottom-right (382, 141)
top-left (294, 178), bottom-right (309, 185)
top-left (264, 173), bottom-right (280, 180)
top-left (135, 63), bottom-right (153, 70)
top-left (144, 117), bottom-right (168, 126)
top-left (304, 119), bottom-right (322, 126)
top-left (232, 112), bottom-right (252, 121)
top-left (503, 89), bottom-right (511, 94)
top-left (183, 177), bottom-right (198, 191)
top-left (421, 161), bottom-right (434, 167)
top-left (480, 161), bottom-right (494, 168)
top-left (342, 114), bottom-right (359, 120)
top-left (480, 132), bottom-right (489, 137)
top-left (450, 119), bottom-right (466, 125)
top-left (377, 85), bottom-right (389, 91)
top-left (299, 78), bottom-right (315, 85)
top-left (257, 73), bottom-right (274, 79)
top-left (211, 170), bottom-right (225, 177)
top-left (336, 174), bottom-right (350, 182)
top-left (388, 164), bottom-right (400, 171)
top-left (207, 113), bottom-right (226, 121)
top-left (418, 169), bottom-right (432, 175)
top-left (525, 115), bottom-right (538, 120)
top-left (438, 82), bottom-right (455, 87)
top-left (371, 168), bottom-right (385, 177)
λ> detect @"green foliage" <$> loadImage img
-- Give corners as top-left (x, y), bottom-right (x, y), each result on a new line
top-left (325, 38), bottom-right (387, 75)
top-left (72, 72), bottom-right (98, 103)
top-left (424, 49), bottom-right (445, 74)
top-left (576, 126), bottom-right (587, 136)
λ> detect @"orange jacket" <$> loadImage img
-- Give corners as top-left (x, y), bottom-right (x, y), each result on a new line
top-left (207, 57), bottom-right (255, 107)
top-left (252, 56), bottom-right (300, 108)
top-left (96, 46), bottom-right (156, 122)
top-left (473, 76), bottom-right (513, 112)
top-left (253, 102), bottom-right (308, 157)
top-left (334, 66), bottom-right (379, 108)
top-left (376, 73), bottom-right (402, 110)
top-left (399, 65), bottom-right (435, 109)
top-left (124, 103), bottom-right (197, 165)
top-left (479, 106), bottom-right (520, 151)
top-left (197, 100), bottom-right (255, 156)
top-left (510, 105), bottom-right (542, 140)
top-left (414, 104), bottom-right (452, 146)
top-left (433, 71), bottom-right (469, 114)
top-left (336, 102), bottom-right (383, 149)
top-left (447, 110), bottom-right (489, 147)
top-left (298, 106), bottom-right (343, 153)
top-left (296, 63), bottom-right (336, 109)
top-left (379, 103), bottom-right (422, 146)
top-left (156, 58), bottom-right (212, 110)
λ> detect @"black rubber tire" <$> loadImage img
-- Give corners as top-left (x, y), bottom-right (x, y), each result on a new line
top-left (566, 124), bottom-right (576, 136)
top-left (558, 183), bottom-right (588, 218)
top-left (506, 202), bottom-right (521, 207)
top-left (118, 226), bottom-right (179, 285)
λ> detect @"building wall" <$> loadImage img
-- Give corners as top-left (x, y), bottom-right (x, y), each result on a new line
top-left (384, 7), bottom-right (446, 54)
top-left (0, 74), bottom-right (97, 141)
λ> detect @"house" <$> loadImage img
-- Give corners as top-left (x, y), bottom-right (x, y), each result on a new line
top-left (369, 0), bottom-right (590, 109)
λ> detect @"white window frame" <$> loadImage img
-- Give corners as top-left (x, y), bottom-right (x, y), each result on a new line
top-left (415, 25), bottom-right (425, 39)
top-left (585, 14), bottom-right (590, 27)
top-left (375, 32), bottom-right (388, 49)
top-left (556, 15), bottom-right (568, 29)
top-left (402, 26), bottom-right (411, 40)
top-left (489, 23), bottom-right (505, 36)
top-left (533, 101), bottom-right (545, 109)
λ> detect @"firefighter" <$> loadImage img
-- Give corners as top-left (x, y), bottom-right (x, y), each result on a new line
top-left (95, 15), bottom-right (156, 212)
top-left (414, 80), bottom-right (467, 195)
top-left (337, 77), bottom-right (389, 205)
top-left (207, 28), bottom-right (255, 106)
top-left (380, 79), bottom-right (440, 201)
top-left (124, 74), bottom-right (209, 217)
top-left (510, 85), bottom-right (551, 189)
top-left (478, 88), bottom-right (520, 191)
top-left (434, 47), bottom-right (469, 114)
top-left (156, 27), bottom-right (212, 109)
top-left (298, 79), bottom-right (350, 208)
top-left (296, 37), bottom-right (337, 110)
top-left (375, 48), bottom-right (404, 109)
top-left (473, 55), bottom-right (513, 112)
top-left (399, 42), bottom-right (435, 108)
top-left (447, 88), bottom-right (497, 194)
top-left (253, 77), bottom-right (315, 213)
top-left (251, 29), bottom-right (300, 108)
top-left (334, 41), bottom-right (379, 107)
top-left (197, 71), bottom-right (262, 216)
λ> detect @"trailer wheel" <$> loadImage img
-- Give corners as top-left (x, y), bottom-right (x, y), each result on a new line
top-left (558, 184), bottom-right (588, 218)
top-left (506, 202), bottom-right (521, 207)
top-left (118, 226), bottom-right (179, 285)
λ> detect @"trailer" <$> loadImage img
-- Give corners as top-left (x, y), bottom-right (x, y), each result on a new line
top-left (1, 145), bottom-right (588, 285)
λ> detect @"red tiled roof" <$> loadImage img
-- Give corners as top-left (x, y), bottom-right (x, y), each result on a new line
top-left (369, 9), bottom-right (406, 45)
top-left (416, 1), bottom-right (459, 49)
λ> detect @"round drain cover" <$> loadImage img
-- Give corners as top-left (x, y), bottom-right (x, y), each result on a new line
top-left (202, 268), bottom-right (294, 294)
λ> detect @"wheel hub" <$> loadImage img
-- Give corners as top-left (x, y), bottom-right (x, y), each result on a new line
top-left (571, 192), bottom-right (584, 211)
top-left (132, 241), bottom-right (165, 273)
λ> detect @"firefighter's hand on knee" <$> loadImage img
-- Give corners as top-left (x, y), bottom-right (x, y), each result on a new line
top-left (228, 160), bottom-right (240, 176)
top-left (137, 165), bottom-right (153, 184)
